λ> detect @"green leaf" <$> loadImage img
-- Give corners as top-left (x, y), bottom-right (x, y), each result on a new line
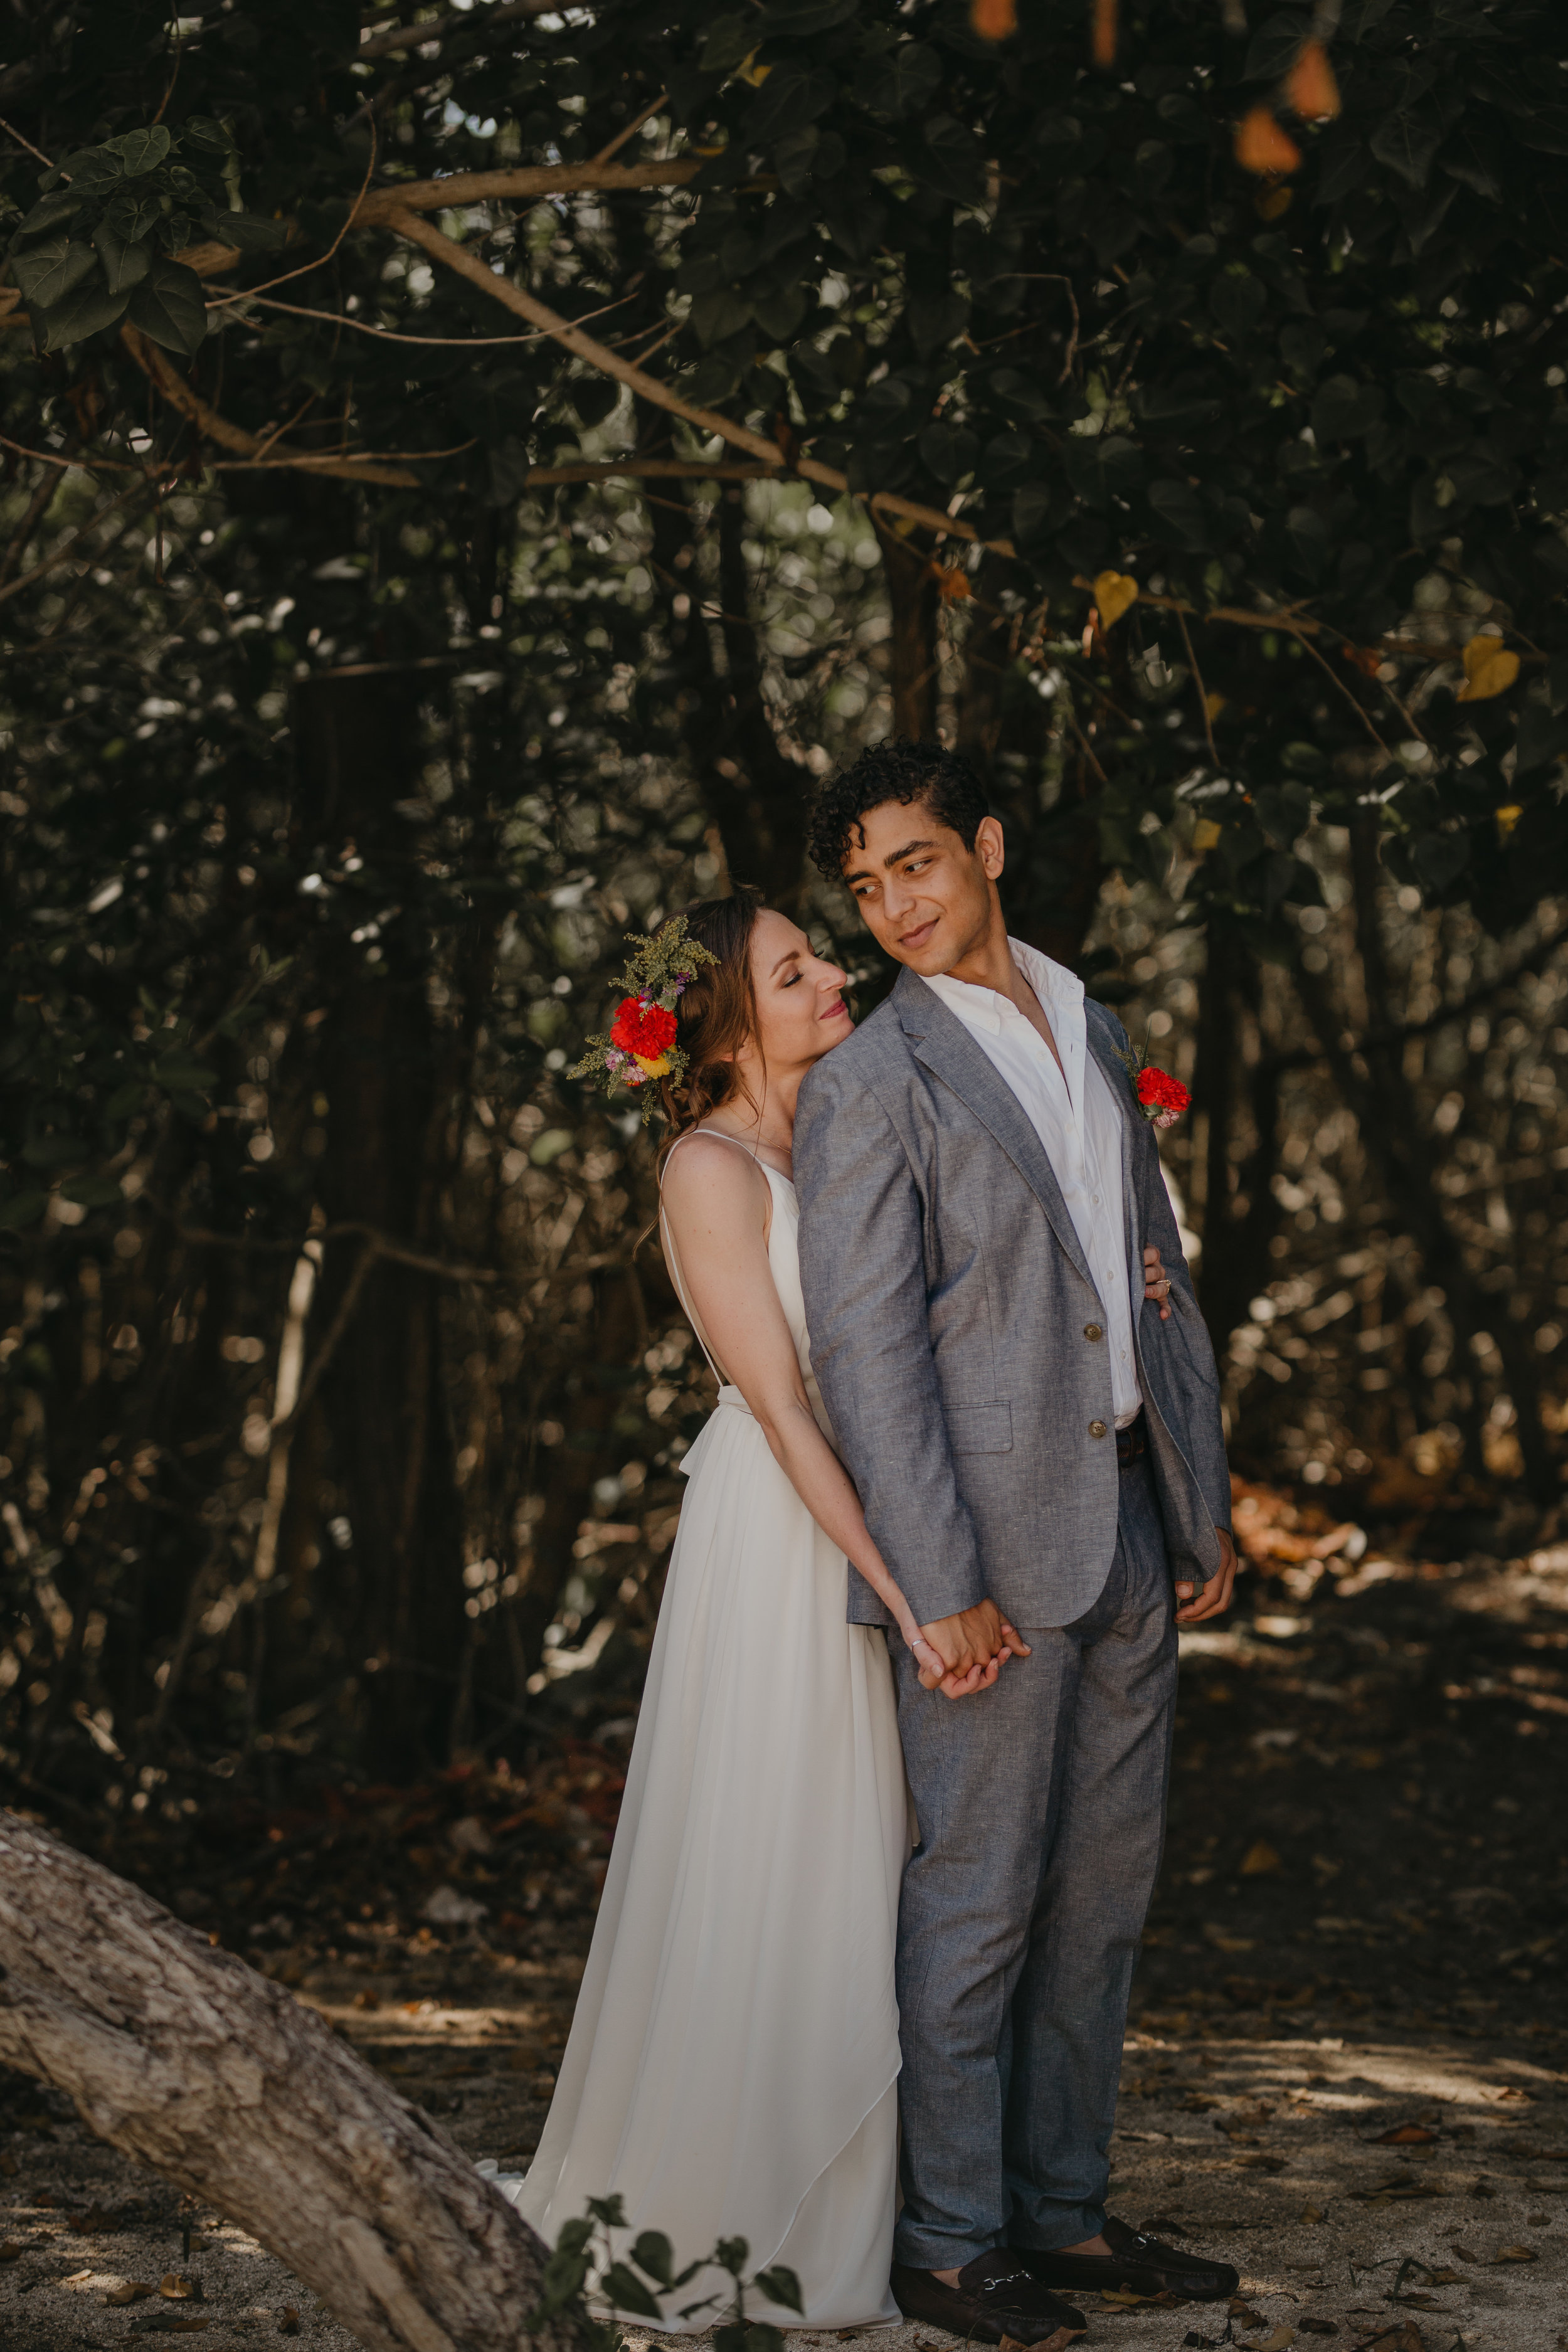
top-left (752, 2267), bottom-right (803, 2314)
top-left (93, 217), bottom-right (153, 295)
top-left (746, 63), bottom-right (837, 143)
top-left (181, 114), bottom-right (236, 155)
top-left (630, 2232), bottom-right (674, 2289)
top-left (105, 124), bottom-right (173, 176)
top-left (13, 188), bottom-right (87, 243)
top-left (1244, 8), bottom-right (1311, 82)
top-left (1147, 478), bottom-right (1209, 548)
top-left (0, 1190), bottom-right (48, 1232)
top-left (21, 1133), bottom-right (87, 1170)
top-left (11, 231), bottom-right (97, 309)
top-left (151, 1056), bottom-right (218, 1089)
top-left (1370, 107), bottom-right (1442, 188)
top-left (58, 1175), bottom-right (126, 1209)
top-left (60, 144), bottom-right (127, 194)
top-left (106, 1082), bottom-right (148, 1121)
top-left (126, 256), bottom-right (208, 356)
top-left (38, 272), bottom-right (132, 352)
top-left (700, 13), bottom-right (758, 73)
top-left (758, 0), bottom-right (860, 30)
top-left (599, 2264), bottom-right (664, 2320)
top-left (218, 212), bottom-right (290, 253)
top-left (105, 188), bottom-right (166, 243)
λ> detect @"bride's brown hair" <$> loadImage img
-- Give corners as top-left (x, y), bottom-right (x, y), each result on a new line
top-left (655, 887), bottom-right (765, 1159)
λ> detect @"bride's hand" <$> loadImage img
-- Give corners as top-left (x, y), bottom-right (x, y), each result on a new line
top-left (909, 1631), bottom-right (1010, 1701)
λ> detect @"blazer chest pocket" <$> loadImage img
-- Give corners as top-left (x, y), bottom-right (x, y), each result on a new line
top-left (946, 1401), bottom-right (1013, 1454)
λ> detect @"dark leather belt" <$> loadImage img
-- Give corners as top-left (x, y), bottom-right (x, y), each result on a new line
top-left (1116, 1411), bottom-right (1147, 1470)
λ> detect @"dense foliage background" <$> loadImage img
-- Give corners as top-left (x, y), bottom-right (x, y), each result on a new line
top-left (1, 0), bottom-right (1565, 1836)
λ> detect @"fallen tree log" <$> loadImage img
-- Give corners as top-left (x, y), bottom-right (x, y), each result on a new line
top-left (0, 1811), bottom-right (586, 2352)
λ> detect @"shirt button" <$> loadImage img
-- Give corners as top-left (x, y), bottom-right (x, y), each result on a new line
top-left (1089, 1421), bottom-right (1107, 1440)
top-left (1091, 1193), bottom-right (1101, 1205)
top-left (1084, 1323), bottom-right (1103, 1342)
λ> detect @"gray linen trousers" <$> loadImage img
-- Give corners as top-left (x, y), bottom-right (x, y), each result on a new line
top-left (793, 969), bottom-right (1231, 2265)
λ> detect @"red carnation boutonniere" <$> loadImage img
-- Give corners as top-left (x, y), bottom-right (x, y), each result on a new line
top-left (1113, 1033), bottom-right (1192, 1131)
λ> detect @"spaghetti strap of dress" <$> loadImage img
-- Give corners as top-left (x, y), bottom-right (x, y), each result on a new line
top-left (659, 1128), bottom-right (780, 1391)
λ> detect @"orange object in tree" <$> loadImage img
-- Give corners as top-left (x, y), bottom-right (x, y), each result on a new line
top-left (970, 0), bottom-right (1017, 38)
top-left (1285, 38), bottom-right (1341, 120)
top-left (1091, 0), bottom-right (1117, 66)
top-left (1235, 105), bottom-right (1303, 175)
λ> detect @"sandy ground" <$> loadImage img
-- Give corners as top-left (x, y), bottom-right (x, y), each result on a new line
top-left (2, 1537), bottom-right (1564, 2350)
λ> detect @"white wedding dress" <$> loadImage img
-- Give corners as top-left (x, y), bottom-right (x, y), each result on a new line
top-left (485, 1135), bottom-right (908, 2331)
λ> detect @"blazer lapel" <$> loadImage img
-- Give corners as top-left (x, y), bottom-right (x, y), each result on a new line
top-left (895, 968), bottom-right (1096, 1290)
top-left (1085, 1008), bottom-right (1145, 1318)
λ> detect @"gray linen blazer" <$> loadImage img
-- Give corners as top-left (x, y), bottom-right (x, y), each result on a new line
top-left (793, 967), bottom-right (1231, 1630)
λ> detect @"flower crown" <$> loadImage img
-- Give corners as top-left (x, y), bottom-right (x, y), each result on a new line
top-left (568, 915), bottom-right (720, 1124)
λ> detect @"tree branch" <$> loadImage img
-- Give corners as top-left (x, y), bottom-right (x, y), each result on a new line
top-left (120, 325), bottom-right (421, 486)
top-left (356, 156), bottom-right (700, 225)
top-left (358, 0), bottom-right (568, 57)
top-left (387, 208), bottom-right (1020, 553)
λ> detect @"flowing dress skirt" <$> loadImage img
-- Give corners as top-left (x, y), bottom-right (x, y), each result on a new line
top-left (492, 1390), bottom-right (909, 2329)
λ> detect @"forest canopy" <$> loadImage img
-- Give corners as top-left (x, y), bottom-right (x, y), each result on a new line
top-left (1, 0), bottom-right (1565, 1815)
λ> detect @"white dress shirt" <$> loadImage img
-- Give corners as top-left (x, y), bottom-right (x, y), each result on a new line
top-left (925, 938), bottom-right (1142, 1427)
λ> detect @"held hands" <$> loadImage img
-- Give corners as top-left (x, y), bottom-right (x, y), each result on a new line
top-left (909, 1599), bottom-right (1031, 1700)
top-left (1175, 1526), bottom-right (1237, 1624)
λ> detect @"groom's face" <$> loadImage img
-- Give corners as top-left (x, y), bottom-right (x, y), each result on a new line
top-left (840, 798), bottom-right (1003, 976)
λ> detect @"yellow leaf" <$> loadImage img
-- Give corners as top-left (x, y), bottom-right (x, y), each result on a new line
top-left (1456, 637), bottom-right (1519, 702)
top-left (1241, 1838), bottom-right (1282, 1877)
top-left (1495, 803), bottom-right (1523, 837)
top-left (1300, 2205), bottom-right (1325, 2225)
top-left (1204, 691), bottom-right (1227, 722)
top-left (1253, 2329), bottom-right (1296, 2352)
top-left (1093, 569), bottom-right (1138, 627)
top-left (736, 50), bottom-right (772, 85)
top-left (1254, 185), bottom-right (1293, 220)
top-left (1192, 818), bottom-right (1223, 852)
top-left (1493, 2245), bottom-right (1539, 2262)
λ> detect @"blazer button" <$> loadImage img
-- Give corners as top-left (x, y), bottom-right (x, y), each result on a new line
top-left (1089, 1420), bottom-right (1107, 1439)
top-left (1084, 1323), bottom-right (1103, 1342)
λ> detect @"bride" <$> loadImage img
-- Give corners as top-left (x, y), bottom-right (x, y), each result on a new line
top-left (487, 892), bottom-right (1019, 2329)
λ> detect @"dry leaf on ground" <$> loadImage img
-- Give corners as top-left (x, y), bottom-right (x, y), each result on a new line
top-left (104, 2281), bottom-right (159, 2305)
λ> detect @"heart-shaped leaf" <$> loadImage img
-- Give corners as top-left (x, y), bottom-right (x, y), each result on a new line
top-left (11, 231), bottom-right (97, 309)
top-left (1456, 638), bottom-right (1519, 702)
top-left (1093, 569), bottom-right (1138, 627)
top-left (105, 124), bottom-right (172, 176)
top-left (93, 217), bottom-right (153, 295)
top-left (39, 272), bottom-right (132, 352)
top-left (126, 256), bottom-right (208, 356)
top-left (105, 188), bottom-right (166, 242)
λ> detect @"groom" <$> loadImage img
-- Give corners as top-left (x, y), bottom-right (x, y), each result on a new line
top-left (794, 742), bottom-right (1240, 2343)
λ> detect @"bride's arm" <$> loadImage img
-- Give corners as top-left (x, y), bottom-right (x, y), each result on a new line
top-left (662, 1140), bottom-right (1000, 1698)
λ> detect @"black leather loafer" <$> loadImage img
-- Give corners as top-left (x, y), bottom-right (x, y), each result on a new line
top-left (891, 2250), bottom-right (1088, 2344)
top-left (1010, 2215), bottom-right (1239, 2302)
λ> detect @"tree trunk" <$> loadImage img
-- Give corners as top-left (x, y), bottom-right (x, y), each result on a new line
top-left (0, 1813), bottom-right (586, 2352)
top-left (291, 668), bottom-right (468, 1778)
top-left (883, 528), bottom-right (938, 740)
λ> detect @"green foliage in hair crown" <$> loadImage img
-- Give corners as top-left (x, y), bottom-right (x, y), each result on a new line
top-left (568, 916), bottom-right (719, 1125)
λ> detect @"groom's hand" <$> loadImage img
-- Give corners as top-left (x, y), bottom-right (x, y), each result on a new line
top-left (920, 1600), bottom-right (1032, 1688)
top-left (1175, 1527), bottom-right (1237, 1624)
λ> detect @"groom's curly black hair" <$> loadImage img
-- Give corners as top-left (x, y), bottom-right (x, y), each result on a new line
top-left (806, 738), bottom-right (990, 878)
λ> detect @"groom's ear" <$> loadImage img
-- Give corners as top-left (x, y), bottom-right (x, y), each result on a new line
top-left (975, 815), bottom-right (1005, 881)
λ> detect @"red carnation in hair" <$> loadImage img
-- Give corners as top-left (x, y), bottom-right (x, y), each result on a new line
top-left (610, 997), bottom-right (677, 1061)
top-left (1135, 1066), bottom-right (1191, 1126)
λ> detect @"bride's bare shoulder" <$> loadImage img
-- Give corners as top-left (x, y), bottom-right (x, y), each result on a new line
top-left (660, 1129), bottom-right (770, 1216)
